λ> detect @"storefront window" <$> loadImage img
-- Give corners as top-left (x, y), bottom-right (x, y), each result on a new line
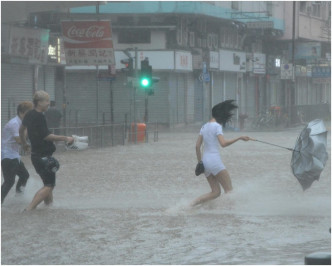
top-left (118, 29), bottom-right (151, 44)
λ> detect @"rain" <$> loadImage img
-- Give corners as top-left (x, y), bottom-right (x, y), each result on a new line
top-left (1, 127), bottom-right (331, 264)
top-left (1, 1), bottom-right (331, 265)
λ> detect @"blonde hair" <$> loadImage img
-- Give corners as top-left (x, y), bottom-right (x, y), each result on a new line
top-left (33, 90), bottom-right (50, 106)
top-left (17, 101), bottom-right (33, 115)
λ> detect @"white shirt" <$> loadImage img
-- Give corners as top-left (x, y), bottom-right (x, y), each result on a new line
top-left (1, 116), bottom-right (22, 160)
top-left (200, 122), bottom-right (223, 155)
top-left (199, 122), bottom-right (226, 176)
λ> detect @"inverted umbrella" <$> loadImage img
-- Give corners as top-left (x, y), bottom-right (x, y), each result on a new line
top-left (291, 119), bottom-right (328, 190)
top-left (252, 119), bottom-right (328, 190)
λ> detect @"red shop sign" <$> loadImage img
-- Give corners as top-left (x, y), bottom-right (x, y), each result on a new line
top-left (61, 20), bottom-right (115, 65)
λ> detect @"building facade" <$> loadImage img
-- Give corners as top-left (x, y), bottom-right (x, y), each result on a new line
top-left (1, 1), bottom-right (330, 129)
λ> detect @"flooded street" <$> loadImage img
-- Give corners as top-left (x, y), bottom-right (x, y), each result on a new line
top-left (2, 126), bottom-right (331, 265)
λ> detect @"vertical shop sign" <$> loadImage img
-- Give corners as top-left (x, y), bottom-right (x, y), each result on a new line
top-left (253, 53), bottom-right (266, 74)
top-left (209, 51), bottom-right (219, 69)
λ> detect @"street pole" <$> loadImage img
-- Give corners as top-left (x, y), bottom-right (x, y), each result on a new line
top-left (292, 1), bottom-right (296, 74)
top-left (96, 66), bottom-right (99, 124)
top-left (96, 2), bottom-right (100, 125)
top-left (290, 1), bottom-right (296, 125)
top-left (63, 67), bottom-right (67, 132)
top-left (110, 80), bottom-right (114, 124)
top-left (134, 47), bottom-right (138, 143)
top-left (145, 93), bottom-right (148, 123)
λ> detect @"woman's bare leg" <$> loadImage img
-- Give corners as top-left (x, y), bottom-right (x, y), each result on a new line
top-left (190, 175), bottom-right (221, 207)
top-left (216, 169), bottom-right (233, 193)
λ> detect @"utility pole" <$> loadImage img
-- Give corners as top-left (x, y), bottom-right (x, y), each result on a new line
top-left (290, 1), bottom-right (296, 124)
top-left (134, 47), bottom-right (138, 143)
top-left (292, 1), bottom-right (296, 71)
top-left (96, 2), bottom-right (100, 124)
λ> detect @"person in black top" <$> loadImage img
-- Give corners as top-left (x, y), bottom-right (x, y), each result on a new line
top-left (45, 100), bottom-right (62, 134)
top-left (19, 91), bottom-right (74, 211)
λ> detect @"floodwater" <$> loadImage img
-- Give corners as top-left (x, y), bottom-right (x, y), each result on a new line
top-left (2, 125), bottom-right (331, 265)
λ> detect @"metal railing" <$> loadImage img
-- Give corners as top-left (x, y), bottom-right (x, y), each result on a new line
top-left (49, 122), bottom-right (159, 149)
top-left (249, 103), bottom-right (331, 130)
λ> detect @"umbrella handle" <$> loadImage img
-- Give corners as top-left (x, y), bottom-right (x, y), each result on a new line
top-left (251, 139), bottom-right (295, 152)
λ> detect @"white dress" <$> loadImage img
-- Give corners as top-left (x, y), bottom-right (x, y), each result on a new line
top-left (199, 122), bottom-right (226, 177)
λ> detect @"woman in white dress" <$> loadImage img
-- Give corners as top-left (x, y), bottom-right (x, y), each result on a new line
top-left (191, 100), bottom-right (251, 207)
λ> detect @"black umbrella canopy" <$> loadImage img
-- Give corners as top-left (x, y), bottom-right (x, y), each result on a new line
top-left (291, 119), bottom-right (328, 190)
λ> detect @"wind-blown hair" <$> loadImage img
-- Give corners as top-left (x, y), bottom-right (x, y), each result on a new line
top-left (212, 100), bottom-right (238, 127)
top-left (33, 90), bottom-right (50, 107)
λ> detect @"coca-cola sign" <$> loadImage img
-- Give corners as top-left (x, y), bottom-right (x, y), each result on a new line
top-left (67, 25), bottom-right (105, 39)
top-left (61, 20), bottom-right (115, 65)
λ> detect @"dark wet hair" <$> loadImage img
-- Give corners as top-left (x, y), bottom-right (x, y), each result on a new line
top-left (212, 100), bottom-right (237, 127)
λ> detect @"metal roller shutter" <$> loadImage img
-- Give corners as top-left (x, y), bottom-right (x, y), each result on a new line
top-left (225, 72), bottom-right (237, 101)
top-left (112, 73), bottom-right (133, 124)
top-left (130, 77), bottom-right (146, 124)
top-left (186, 73), bottom-right (195, 124)
top-left (146, 72), bottom-right (170, 125)
top-left (65, 70), bottom-right (171, 126)
top-left (169, 73), bottom-right (186, 125)
top-left (97, 77), bottom-right (112, 124)
top-left (194, 76), bottom-right (204, 123)
top-left (110, 72), bottom-right (171, 125)
top-left (212, 72), bottom-right (223, 106)
top-left (246, 76), bottom-right (256, 118)
top-left (1, 64), bottom-right (33, 128)
top-left (177, 74), bottom-right (186, 124)
top-left (38, 66), bottom-right (56, 100)
top-left (66, 71), bottom-right (98, 125)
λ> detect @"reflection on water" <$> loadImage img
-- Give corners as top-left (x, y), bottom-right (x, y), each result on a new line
top-left (2, 128), bottom-right (331, 264)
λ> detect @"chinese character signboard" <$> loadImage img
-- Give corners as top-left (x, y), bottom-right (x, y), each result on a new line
top-left (312, 66), bottom-right (331, 84)
top-left (209, 51), bottom-right (219, 69)
top-left (253, 53), bottom-right (266, 74)
top-left (61, 20), bottom-right (115, 65)
top-left (2, 25), bottom-right (49, 64)
top-left (175, 51), bottom-right (192, 71)
top-left (312, 66), bottom-right (331, 78)
top-left (219, 50), bottom-right (246, 72)
top-left (246, 21), bottom-right (274, 29)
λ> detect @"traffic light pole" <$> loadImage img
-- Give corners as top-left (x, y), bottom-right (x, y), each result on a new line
top-left (134, 47), bottom-right (138, 144)
top-left (145, 93), bottom-right (148, 123)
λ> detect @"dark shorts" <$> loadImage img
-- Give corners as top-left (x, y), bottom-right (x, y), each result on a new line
top-left (31, 155), bottom-right (56, 187)
top-left (1, 158), bottom-right (29, 185)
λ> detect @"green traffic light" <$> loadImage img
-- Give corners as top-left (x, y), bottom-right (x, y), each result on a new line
top-left (140, 77), bottom-right (151, 88)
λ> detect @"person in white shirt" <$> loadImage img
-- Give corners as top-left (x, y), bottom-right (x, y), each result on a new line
top-left (1, 101), bottom-right (33, 204)
top-left (191, 100), bottom-right (251, 207)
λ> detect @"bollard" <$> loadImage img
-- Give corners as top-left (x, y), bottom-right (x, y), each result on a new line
top-left (131, 123), bottom-right (146, 143)
top-left (305, 252), bottom-right (331, 265)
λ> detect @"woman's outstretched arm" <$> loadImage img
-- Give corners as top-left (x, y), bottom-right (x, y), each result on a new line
top-left (217, 134), bottom-right (250, 148)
